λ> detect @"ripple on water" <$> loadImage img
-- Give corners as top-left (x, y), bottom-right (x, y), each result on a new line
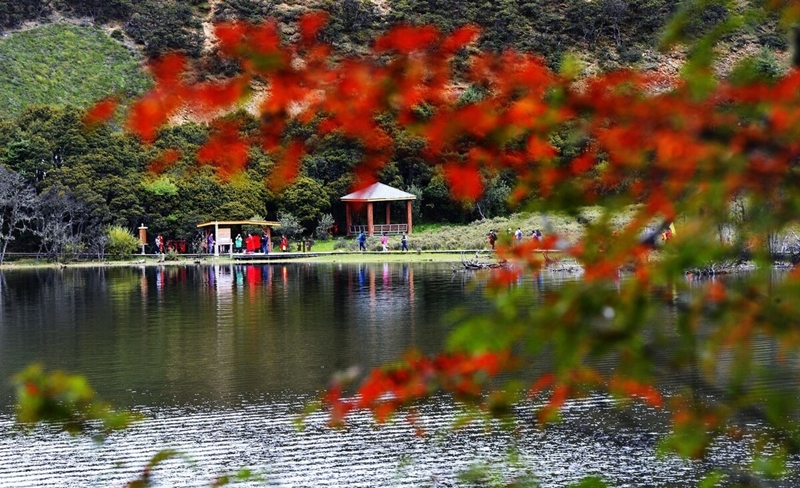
top-left (1, 394), bottom-right (789, 487)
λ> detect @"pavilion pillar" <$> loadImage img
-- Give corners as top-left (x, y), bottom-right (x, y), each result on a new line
top-left (214, 222), bottom-right (219, 257)
top-left (406, 200), bottom-right (413, 234)
top-left (367, 202), bottom-right (374, 236)
top-left (345, 203), bottom-right (352, 236)
top-left (385, 203), bottom-right (391, 226)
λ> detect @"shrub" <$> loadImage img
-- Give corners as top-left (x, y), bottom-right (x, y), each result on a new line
top-left (315, 213), bottom-right (335, 240)
top-left (106, 225), bottom-right (139, 259)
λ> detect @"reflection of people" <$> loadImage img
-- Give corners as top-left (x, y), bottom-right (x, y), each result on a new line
top-left (357, 231), bottom-right (367, 252)
top-left (401, 232), bottom-right (408, 252)
top-left (280, 235), bottom-right (288, 252)
top-left (381, 233), bottom-right (388, 252)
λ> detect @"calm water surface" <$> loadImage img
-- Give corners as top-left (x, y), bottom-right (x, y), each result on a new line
top-left (0, 263), bottom-right (787, 486)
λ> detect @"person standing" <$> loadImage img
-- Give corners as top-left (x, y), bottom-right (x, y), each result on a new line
top-left (488, 230), bottom-right (497, 250)
top-left (514, 227), bottom-right (523, 244)
top-left (401, 232), bottom-right (408, 252)
top-left (380, 233), bottom-right (388, 252)
top-left (280, 235), bottom-right (288, 252)
top-left (261, 232), bottom-right (269, 253)
top-left (207, 233), bottom-right (215, 255)
top-left (235, 234), bottom-right (243, 253)
top-left (358, 231), bottom-right (367, 252)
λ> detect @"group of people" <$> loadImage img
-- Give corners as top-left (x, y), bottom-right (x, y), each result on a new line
top-left (357, 231), bottom-right (409, 252)
top-left (154, 235), bottom-right (165, 253)
top-left (235, 232), bottom-right (271, 254)
top-left (488, 228), bottom-right (543, 250)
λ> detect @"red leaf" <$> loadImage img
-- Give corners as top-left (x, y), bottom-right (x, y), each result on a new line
top-left (374, 25), bottom-right (439, 54)
top-left (440, 25), bottom-right (480, 53)
top-left (571, 151), bottom-right (596, 175)
top-left (83, 97), bottom-right (118, 126)
top-left (443, 165), bottom-right (483, 201)
top-left (270, 141), bottom-right (305, 190)
top-left (298, 12), bottom-right (329, 44)
top-left (150, 53), bottom-right (186, 85)
top-left (126, 96), bottom-right (170, 143)
top-left (247, 22), bottom-right (281, 55)
top-left (215, 22), bottom-right (247, 55)
top-left (527, 136), bottom-right (557, 161)
top-left (197, 122), bottom-right (249, 178)
top-left (192, 77), bottom-right (249, 116)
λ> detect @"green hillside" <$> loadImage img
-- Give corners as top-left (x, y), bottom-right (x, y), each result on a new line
top-left (0, 23), bottom-right (151, 118)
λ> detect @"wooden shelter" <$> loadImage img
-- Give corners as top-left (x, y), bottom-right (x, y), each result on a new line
top-left (197, 219), bottom-right (280, 257)
top-left (341, 183), bottom-right (416, 236)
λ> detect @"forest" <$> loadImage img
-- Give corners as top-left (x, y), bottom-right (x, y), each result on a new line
top-left (0, 0), bottom-right (789, 260)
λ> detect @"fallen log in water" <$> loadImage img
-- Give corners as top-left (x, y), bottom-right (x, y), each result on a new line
top-left (454, 251), bottom-right (510, 271)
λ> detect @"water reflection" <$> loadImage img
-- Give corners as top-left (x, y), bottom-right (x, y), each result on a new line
top-left (0, 265), bottom-right (794, 486)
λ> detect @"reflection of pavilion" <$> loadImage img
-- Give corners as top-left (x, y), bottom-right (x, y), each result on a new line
top-left (341, 183), bottom-right (416, 236)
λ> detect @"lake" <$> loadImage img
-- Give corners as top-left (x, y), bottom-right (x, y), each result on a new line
top-left (0, 263), bottom-right (785, 486)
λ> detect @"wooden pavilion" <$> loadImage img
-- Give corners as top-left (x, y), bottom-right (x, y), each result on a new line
top-left (197, 219), bottom-right (280, 257)
top-left (341, 182), bottom-right (416, 236)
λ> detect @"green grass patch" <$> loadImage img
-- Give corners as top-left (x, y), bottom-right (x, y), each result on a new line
top-left (0, 23), bottom-right (151, 119)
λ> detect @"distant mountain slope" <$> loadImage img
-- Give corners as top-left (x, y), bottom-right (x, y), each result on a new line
top-left (0, 0), bottom-right (789, 119)
top-left (0, 23), bottom-right (151, 118)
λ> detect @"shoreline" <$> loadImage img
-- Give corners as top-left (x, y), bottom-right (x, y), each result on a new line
top-left (0, 250), bottom-right (524, 269)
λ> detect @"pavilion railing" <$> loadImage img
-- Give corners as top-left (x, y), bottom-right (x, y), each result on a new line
top-left (350, 224), bottom-right (408, 236)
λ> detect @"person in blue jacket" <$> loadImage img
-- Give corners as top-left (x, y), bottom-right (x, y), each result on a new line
top-left (357, 231), bottom-right (367, 252)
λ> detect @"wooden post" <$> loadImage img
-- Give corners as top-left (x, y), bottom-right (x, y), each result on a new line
top-left (345, 202), bottom-right (352, 236)
top-left (367, 202), bottom-right (374, 236)
top-left (214, 222), bottom-right (219, 257)
top-left (406, 200), bottom-right (413, 234)
top-left (385, 202), bottom-right (391, 227)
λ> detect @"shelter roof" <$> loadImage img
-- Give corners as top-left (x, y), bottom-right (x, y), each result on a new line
top-left (340, 182), bottom-right (416, 202)
top-left (197, 220), bottom-right (280, 228)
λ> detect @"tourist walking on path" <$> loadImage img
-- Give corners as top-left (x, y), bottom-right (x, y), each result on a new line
top-left (261, 232), bottom-right (269, 253)
top-left (381, 233), bottom-right (388, 252)
top-left (514, 227), bottom-right (523, 245)
top-left (358, 231), bottom-right (367, 252)
top-left (401, 232), bottom-right (408, 252)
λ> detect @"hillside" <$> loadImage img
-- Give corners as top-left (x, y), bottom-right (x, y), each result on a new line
top-left (0, 0), bottom-right (790, 119)
top-left (0, 23), bottom-right (150, 118)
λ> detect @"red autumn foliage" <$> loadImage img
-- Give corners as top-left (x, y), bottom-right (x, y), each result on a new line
top-left (325, 350), bottom-right (512, 426)
top-left (97, 10), bottom-right (800, 459)
top-left (197, 122), bottom-right (250, 178)
top-left (443, 164), bottom-right (483, 201)
top-left (298, 11), bottom-right (328, 44)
